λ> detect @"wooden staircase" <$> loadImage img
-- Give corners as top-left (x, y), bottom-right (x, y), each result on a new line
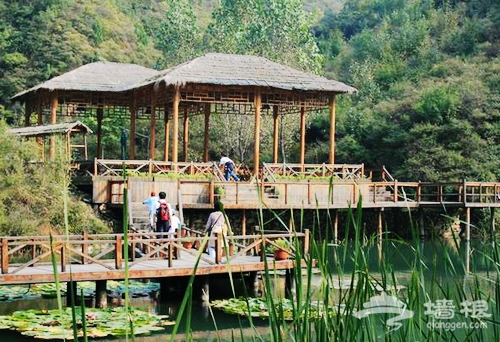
top-left (128, 201), bottom-right (152, 232)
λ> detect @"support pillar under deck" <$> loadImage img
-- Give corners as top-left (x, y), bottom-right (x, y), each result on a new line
top-left (95, 280), bottom-right (107, 309)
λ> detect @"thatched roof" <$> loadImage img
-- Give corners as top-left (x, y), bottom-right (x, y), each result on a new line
top-left (12, 62), bottom-right (160, 100)
top-left (12, 53), bottom-right (357, 101)
top-left (136, 53), bottom-right (357, 94)
top-left (8, 121), bottom-right (93, 137)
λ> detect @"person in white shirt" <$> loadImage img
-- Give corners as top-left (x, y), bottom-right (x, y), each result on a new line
top-left (220, 152), bottom-right (240, 181)
top-left (168, 210), bottom-right (181, 235)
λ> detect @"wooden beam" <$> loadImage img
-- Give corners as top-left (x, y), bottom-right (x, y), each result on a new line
top-left (328, 96), bottom-right (336, 164)
top-left (254, 88), bottom-right (262, 177)
top-left (183, 107), bottom-right (189, 162)
top-left (129, 92), bottom-right (136, 160)
top-left (172, 86), bottom-right (180, 167)
top-left (272, 105), bottom-right (279, 163)
top-left (49, 91), bottom-right (58, 160)
top-left (203, 103), bottom-right (210, 162)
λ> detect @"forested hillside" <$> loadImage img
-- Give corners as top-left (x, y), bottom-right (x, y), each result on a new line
top-left (1, 0), bottom-right (499, 183)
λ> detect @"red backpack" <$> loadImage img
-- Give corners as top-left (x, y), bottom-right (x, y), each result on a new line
top-left (157, 202), bottom-right (170, 221)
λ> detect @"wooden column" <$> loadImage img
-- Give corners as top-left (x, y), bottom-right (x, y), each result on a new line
top-left (96, 107), bottom-right (103, 158)
top-left (172, 86), bottom-right (180, 168)
top-left (254, 88), bottom-right (262, 177)
top-left (149, 89), bottom-right (157, 160)
top-left (334, 209), bottom-right (339, 243)
top-left (163, 108), bottom-right (170, 162)
top-left (129, 93), bottom-right (137, 160)
top-left (203, 103), bottom-right (210, 162)
top-left (491, 207), bottom-right (496, 239)
top-left (49, 91), bottom-right (58, 160)
top-left (328, 96), bottom-right (336, 164)
top-left (247, 271), bottom-right (260, 297)
top-left (285, 269), bottom-right (295, 299)
top-left (24, 100), bottom-right (32, 126)
top-left (272, 105), bottom-right (279, 163)
top-left (465, 207), bottom-right (471, 241)
top-left (95, 280), bottom-right (107, 309)
top-left (183, 107), bottom-right (189, 162)
top-left (299, 104), bottom-right (306, 167)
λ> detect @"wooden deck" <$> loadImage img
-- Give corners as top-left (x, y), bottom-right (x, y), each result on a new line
top-left (0, 231), bottom-right (308, 286)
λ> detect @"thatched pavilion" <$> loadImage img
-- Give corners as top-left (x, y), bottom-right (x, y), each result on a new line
top-left (12, 53), bottom-right (357, 176)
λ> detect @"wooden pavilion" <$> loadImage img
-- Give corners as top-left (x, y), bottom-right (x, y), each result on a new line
top-left (11, 53), bottom-right (357, 176)
top-left (8, 121), bottom-right (93, 163)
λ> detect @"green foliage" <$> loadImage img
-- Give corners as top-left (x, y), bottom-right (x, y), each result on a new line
top-left (0, 121), bottom-right (110, 236)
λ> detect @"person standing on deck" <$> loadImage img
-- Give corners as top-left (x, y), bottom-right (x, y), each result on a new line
top-left (220, 152), bottom-right (240, 181)
top-left (204, 201), bottom-right (228, 257)
top-left (156, 191), bottom-right (172, 239)
top-left (142, 191), bottom-right (159, 230)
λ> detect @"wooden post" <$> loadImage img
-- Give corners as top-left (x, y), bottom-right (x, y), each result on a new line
top-left (272, 105), bottom-right (279, 163)
top-left (254, 88), bottom-right (261, 177)
top-left (491, 207), bottom-right (495, 240)
top-left (66, 281), bottom-right (78, 307)
top-left (285, 269), bottom-right (295, 300)
top-left (328, 96), bottom-right (336, 164)
top-left (200, 275), bottom-right (210, 304)
top-left (115, 235), bottom-right (123, 269)
top-left (465, 207), bottom-right (471, 241)
top-left (96, 107), bottom-right (103, 158)
top-left (1, 238), bottom-right (8, 274)
top-left (203, 103), bottom-right (210, 162)
top-left (378, 208), bottom-right (383, 239)
top-left (183, 107), bottom-right (189, 162)
top-left (334, 210), bottom-right (339, 243)
top-left (95, 280), bottom-right (108, 309)
top-left (60, 243), bottom-right (66, 272)
top-left (242, 209), bottom-right (247, 236)
top-left (247, 271), bottom-right (260, 297)
top-left (49, 91), bottom-right (58, 160)
top-left (303, 229), bottom-right (310, 255)
top-left (164, 109), bottom-right (170, 162)
top-left (129, 93), bottom-right (136, 160)
top-left (149, 90), bottom-right (156, 160)
top-left (299, 104), bottom-right (306, 168)
top-left (172, 86), bottom-right (180, 170)
top-left (419, 208), bottom-right (425, 238)
top-left (82, 231), bottom-right (88, 265)
top-left (215, 233), bottom-right (222, 264)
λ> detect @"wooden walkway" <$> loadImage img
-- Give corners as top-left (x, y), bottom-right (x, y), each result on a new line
top-left (0, 231), bottom-right (308, 286)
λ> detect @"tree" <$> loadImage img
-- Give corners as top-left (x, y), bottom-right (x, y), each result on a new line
top-left (155, 0), bottom-right (202, 68)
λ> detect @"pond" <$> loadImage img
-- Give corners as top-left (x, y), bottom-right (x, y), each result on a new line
top-left (0, 237), bottom-right (498, 341)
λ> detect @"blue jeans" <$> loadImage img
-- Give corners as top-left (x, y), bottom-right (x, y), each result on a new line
top-left (224, 169), bottom-right (240, 181)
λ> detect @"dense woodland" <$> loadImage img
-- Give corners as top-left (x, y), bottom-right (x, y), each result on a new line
top-left (0, 0), bottom-right (499, 234)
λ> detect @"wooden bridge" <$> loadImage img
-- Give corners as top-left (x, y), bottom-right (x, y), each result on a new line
top-left (76, 159), bottom-right (500, 242)
top-left (0, 229), bottom-right (309, 300)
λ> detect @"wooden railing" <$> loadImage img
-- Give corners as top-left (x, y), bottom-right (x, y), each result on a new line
top-left (261, 163), bottom-right (365, 181)
top-left (178, 179), bottom-right (500, 209)
top-left (0, 230), bottom-right (309, 275)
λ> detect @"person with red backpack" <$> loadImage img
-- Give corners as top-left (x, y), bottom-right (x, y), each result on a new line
top-left (156, 191), bottom-right (172, 239)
